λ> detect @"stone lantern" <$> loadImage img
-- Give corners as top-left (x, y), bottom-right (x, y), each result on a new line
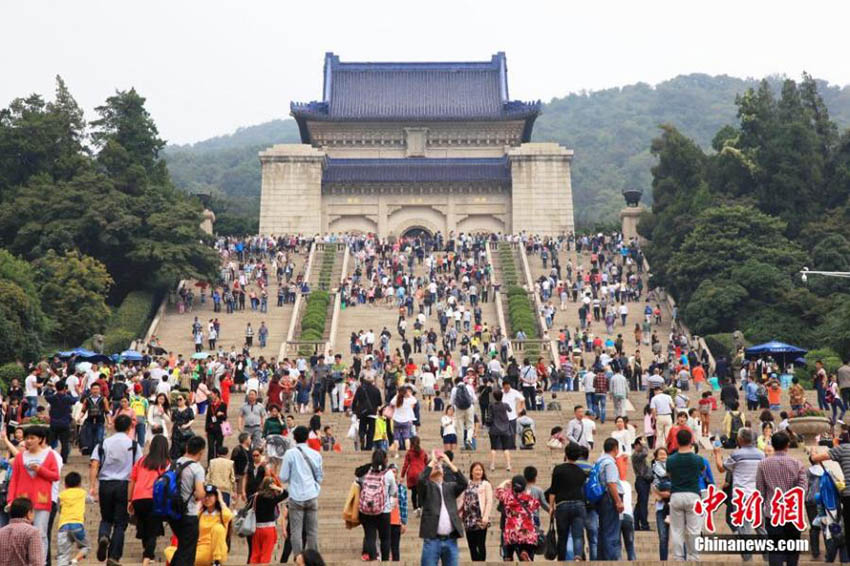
top-left (619, 189), bottom-right (644, 242)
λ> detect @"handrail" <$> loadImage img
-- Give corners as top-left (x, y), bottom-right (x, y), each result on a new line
top-left (135, 280), bottom-right (184, 352)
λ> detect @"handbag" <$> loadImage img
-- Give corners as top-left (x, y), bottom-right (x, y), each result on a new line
top-left (543, 519), bottom-right (558, 560)
top-left (221, 421), bottom-right (232, 437)
top-left (234, 496), bottom-right (257, 537)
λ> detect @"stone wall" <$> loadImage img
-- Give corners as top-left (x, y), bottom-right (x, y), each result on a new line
top-left (508, 143), bottom-right (575, 235)
top-left (259, 145), bottom-right (325, 235)
top-left (322, 188), bottom-right (509, 236)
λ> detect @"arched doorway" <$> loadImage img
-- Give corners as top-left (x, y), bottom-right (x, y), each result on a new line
top-left (402, 226), bottom-right (432, 240)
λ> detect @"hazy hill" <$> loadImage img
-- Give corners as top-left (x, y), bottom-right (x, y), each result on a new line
top-left (163, 73), bottom-right (850, 228)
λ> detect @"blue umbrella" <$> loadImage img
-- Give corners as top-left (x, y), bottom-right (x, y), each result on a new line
top-left (119, 350), bottom-right (144, 361)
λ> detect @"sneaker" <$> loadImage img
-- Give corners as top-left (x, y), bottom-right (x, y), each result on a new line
top-left (361, 553), bottom-right (371, 561)
top-left (415, 508), bottom-right (421, 518)
top-left (97, 536), bottom-right (109, 562)
top-left (106, 559), bottom-right (122, 566)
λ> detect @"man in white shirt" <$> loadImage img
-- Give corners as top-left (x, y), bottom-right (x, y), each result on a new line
top-left (25, 369), bottom-right (42, 417)
top-left (566, 405), bottom-right (590, 448)
top-left (155, 375), bottom-right (172, 396)
top-left (500, 381), bottom-right (525, 451)
top-left (649, 387), bottom-right (675, 448)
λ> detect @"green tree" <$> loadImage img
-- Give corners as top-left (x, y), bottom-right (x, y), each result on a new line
top-left (33, 250), bottom-right (113, 346)
top-left (0, 250), bottom-right (49, 363)
top-left (668, 205), bottom-right (805, 304)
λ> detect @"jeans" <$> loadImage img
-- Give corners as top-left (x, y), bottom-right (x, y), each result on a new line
top-left (555, 500), bottom-right (586, 561)
top-left (597, 493), bottom-right (621, 560)
top-left (585, 508), bottom-right (599, 561)
top-left (594, 393), bottom-right (607, 424)
top-left (421, 537), bottom-right (459, 566)
top-left (585, 392), bottom-right (596, 416)
top-left (26, 395), bottom-right (38, 417)
top-left (98, 480), bottom-right (130, 560)
top-left (57, 524), bottom-right (89, 566)
top-left (288, 498), bottom-right (319, 557)
top-left (135, 418), bottom-right (146, 447)
top-left (522, 386), bottom-right (537, 412)
top-left (816, 386), bottom-right (828, 411)
top-left (621, 514), bottom-right (635, 560)
top-left (657, 507), bottom-right (670, 560)
top-left (634, 477), bottom-right (651, 530)
top-left (167, 515), bottom-right (199, 566)
top-left (360, 512), bottom-right (390, 560)
top-left (33, 509), bottom-right (50, 563)
top-left (670, 491), bottom-right (700, 561)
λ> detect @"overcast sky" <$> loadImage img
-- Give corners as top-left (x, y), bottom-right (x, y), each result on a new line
top-left (5, 0), bottom-right (849, 145)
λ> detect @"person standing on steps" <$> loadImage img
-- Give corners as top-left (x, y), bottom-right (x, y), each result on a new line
top-left (594, 437), bottom-right (624, 561)
top-left (168, 436), bottom-right (207, 566)
top-left (238, 390), bottom-right (266, 449)
top-left (417, 451), bottom-right (468, 566)
top-left (280, 426), bottom-right (323, 558)
top-left (666, 428), bottom-right (704, 562)
top-left (353, 375), bottom-right (382, 451)
top-left (90, 415), bottom-right (142, 566)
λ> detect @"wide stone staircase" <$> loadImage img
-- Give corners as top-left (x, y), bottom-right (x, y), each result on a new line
top-left (152, 250), bottom-right (308, 359)
top-left (56, 241), bottom-right (824, 565)
top-left (525, 243), bottom-right (675, 364)
top-left (59, 382), bottom-right (825, 565)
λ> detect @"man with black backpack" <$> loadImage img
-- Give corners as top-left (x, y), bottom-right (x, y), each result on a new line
top-left (89, 415), bottom-right (142, 566)
top-left (450, 377), bottom-right (475, 450)
top-left (721, 401), bottom-right (746, 449)
top-left (168, 436), bottom-right (207, 566)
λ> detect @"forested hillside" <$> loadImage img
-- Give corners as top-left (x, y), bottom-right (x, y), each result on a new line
top-left (163, 73), bottom-right (850, 230)
top-left (638, 74), bottom-right (850, 365)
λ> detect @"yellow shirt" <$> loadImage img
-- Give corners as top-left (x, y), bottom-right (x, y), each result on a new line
top-left (374, 417), bottom-right (387, 441)
top-left (58, 487), bottom-right (86, 527)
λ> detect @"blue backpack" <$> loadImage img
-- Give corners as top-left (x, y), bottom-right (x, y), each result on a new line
top-left (584, 460), bottom-right (606, 504)
top-left (152, 461), bottom-right (193, 520)
top-left (817, 467), bottom-right (840, 512)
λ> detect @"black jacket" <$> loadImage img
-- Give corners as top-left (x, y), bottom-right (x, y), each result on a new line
top-left (353, 382), bottom-right (382, 418)
top-left (416, 466), bottom-right (468, 539)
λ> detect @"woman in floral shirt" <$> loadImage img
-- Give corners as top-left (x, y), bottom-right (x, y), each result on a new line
top-left (495, 475), bottom-right (540, 561)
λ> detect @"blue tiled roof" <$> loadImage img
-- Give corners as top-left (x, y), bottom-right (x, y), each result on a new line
top-left (291, 52), bottom-right (540, 143)
top-left (322, 157), bottom-right (510, 185)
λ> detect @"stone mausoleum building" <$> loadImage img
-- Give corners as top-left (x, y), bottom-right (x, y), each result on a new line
top-left (259, 52), bottom-right (574, 237)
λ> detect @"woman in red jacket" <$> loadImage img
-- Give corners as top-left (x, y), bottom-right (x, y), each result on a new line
top-left (7, 425), bottom-right (60, 555)
top-left (400, 435), bottom-right (427, 516)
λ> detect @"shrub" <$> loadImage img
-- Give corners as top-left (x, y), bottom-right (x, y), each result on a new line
top-left (703, 333), bottom-right (739, 360)
top-left (103, 330), bottom-right (135, 355)
top-left (0, 362), bottom-right (25, 393)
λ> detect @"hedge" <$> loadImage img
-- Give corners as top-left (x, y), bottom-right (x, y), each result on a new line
top-left (498, 243), bottom-right (539, 339)
top-left (298, 252), bottom-right (335, 341)
top-left (97, 290), bottom-right (157, 353)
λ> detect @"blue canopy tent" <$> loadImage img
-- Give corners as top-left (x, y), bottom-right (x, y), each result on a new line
top-left (119, 350), bottom-right (144, 362)
top-left (745, 341), bottom-right (808, 367)
top-left (56, 347), bottom-right (97, 359)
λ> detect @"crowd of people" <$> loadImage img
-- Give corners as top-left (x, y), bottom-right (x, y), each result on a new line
top-left (1, 230), bottom-right (845, 566)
